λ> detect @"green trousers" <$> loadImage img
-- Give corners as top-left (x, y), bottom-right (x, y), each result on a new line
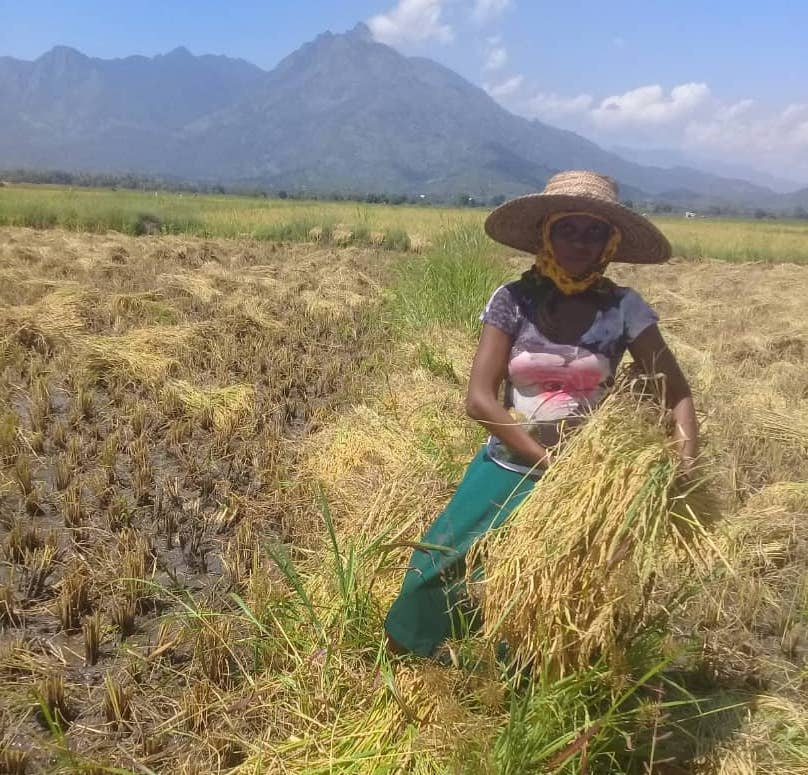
top-left (384, 447), bottom-right (539, 657)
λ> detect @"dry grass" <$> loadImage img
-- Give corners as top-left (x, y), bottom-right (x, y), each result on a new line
top-left (0, 226), bottom-right (393, 772)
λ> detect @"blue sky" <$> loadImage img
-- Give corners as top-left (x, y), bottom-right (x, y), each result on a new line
top-left (3, 0), bottom-right (808, 184)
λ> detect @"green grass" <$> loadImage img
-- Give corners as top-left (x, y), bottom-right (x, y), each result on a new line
top-left (0, 184), bottom-right (475, 247)
top-left (4, 183), bottom-right (808, 262)
top-left (390, 223), bottom-right (510, 333)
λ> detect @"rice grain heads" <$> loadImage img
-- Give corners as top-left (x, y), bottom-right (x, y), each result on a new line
top-left (468, 393), bottom-right (712, 679)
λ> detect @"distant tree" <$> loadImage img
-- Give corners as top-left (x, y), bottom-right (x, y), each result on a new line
top-left (489, 194), bottom-right (506, 207)
top-left (621, 200), bottom-right (634, 210)
top-left (753, 208), bottom-right (770, 220)
top-left (793, 206), bottom-right (808, 220)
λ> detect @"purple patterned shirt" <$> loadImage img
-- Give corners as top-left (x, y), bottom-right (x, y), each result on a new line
top-left (480, 280), bottom-right (658, 475)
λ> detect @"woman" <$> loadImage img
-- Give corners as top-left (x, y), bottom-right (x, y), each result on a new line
top-left (385, 171), bottom-right (698, 658)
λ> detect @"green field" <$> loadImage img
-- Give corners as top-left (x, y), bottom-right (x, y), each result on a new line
top-left (2, 182), bottom-right (808, 262)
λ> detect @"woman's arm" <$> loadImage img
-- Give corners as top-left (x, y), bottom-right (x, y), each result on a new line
top-left (466, 324), bottom-right (551, 467)
top-left (627, 324), bottom-right (698, 469)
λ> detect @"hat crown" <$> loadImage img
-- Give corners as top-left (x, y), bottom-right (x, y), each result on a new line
top-left (542, 171), bottom-right (619, 204)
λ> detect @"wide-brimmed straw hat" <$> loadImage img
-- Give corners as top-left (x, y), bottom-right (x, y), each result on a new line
top-left (485, 170), bottom-right (671, 264)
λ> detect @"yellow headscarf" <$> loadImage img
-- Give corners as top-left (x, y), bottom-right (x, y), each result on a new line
top-left (535, 211), bottom-right (622, 295)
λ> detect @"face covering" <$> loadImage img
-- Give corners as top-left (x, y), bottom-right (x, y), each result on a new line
top-left (534, 211), bottom-right (622, 295)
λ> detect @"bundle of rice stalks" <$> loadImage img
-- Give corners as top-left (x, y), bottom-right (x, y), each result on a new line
top-left (17, 288), bottom-right (86, 333)
top-left (468, 393), bottom-right (711, 679)
top-left (106, 292), bottom-right (179, 325)
top-left (332, 226), bottom-right (353, 246)
top-left (390, 661), bottom-right (504, 740)
top-left (232, 647), bottom-right (474, 773)
top-left (161, 379), bottom-right (255, 430)
top-left (157, 273), bottom-right (222, 303)
top-left (83, 325), bottom-right (197, 386)
top-left (240, 696), bottom-right (444, 775)
top-left (0, 288), bottom-right (85, 354)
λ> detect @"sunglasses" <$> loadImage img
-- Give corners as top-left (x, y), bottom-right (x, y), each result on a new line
top-left (551, 219), bottom-right (612, 244)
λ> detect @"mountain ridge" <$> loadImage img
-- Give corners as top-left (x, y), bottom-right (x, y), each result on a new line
top-left (1, 27), bottom-right (806, 212)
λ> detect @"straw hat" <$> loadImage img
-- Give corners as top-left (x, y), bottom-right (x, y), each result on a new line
top-left (485, 170), bottom-right (671, 264)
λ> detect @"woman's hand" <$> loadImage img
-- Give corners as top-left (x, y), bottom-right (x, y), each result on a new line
top-left (675, 453), bottom-right (697, 488)
top-left (628, 324), bottom-right (699, 464)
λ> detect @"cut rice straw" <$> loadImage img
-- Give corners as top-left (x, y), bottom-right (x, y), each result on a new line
top-left (162, 379), bottom-right (255, 429)
top-left (83, 325), bottom-right (198, 385)
top-left (468, 392), bottom-right (714, 679)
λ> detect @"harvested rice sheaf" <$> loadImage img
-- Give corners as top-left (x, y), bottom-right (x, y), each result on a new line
top-left (83, 326), bottom-right (196, 386)
top-left (162, 379), bottom-right (255, 429)
top-left (468, 393), bottom-right (711, 679)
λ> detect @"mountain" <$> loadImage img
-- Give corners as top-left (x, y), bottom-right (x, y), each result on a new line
top-left (609, 145), bottom-right (806, 195)
top-left (1, 27), bottom-right (805, 210)
top-left (0, 45), bottom-right (265, 171)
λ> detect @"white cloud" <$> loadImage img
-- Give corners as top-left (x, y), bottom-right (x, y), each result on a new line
top-left (511, 83), bottom-right (713, 133)
top-left (495, 78), bottom-right (808, 182)
top-left (472, 0), bottom-right (512, 24)
top-left (523, 92), bottom-right (593, 121)
top-left (485, 74), bottom-right (524, 99)
top-left (685, 102), bottom-right (808, 158)
top-left (484, 45), bottom-right (508, 71)
top-left (591, 83), bottom-right (711, 128)
top-left (482, 35), bottom-right (508, 71)
top-left (717, 98), bottom-right (754, 121)
top-left (368, 0), bottom-right (453, 47)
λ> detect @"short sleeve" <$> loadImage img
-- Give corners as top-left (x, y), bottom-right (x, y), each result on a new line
top-left (621, 289), bottom-right (659, 342)
top-left (480, 285), bottom-right (520, 336)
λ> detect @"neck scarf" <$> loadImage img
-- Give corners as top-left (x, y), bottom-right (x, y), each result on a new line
top-left (535, 211), bottom-right (622, 295)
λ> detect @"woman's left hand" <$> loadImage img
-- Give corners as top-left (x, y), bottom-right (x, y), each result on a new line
top-left (675, 454), bottom-right (697, 487)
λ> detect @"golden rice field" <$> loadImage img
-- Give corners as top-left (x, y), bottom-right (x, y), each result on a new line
top-left (0, 217), bottom-right (806, 774)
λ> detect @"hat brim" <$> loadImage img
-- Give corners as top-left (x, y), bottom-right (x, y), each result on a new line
top-left (484, 193), bottom-right (671, 264)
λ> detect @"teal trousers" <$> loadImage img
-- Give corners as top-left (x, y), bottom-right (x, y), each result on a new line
top-left (384, 448), bottom-right (539, 657)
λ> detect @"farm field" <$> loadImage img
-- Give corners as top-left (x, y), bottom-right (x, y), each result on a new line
top-left (2, 183), bottom-right (808, 263)
top-left (0, 217), bottom-right (807, 774)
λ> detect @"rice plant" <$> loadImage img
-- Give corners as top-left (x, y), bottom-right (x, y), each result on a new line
top-left (390, 223), bottom-right (510, 333)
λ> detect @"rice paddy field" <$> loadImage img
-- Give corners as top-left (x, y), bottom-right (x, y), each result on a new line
top-left (0, 188), bottom-right (807, 773)
top-left (2, 183), bottom-right (808, 263)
